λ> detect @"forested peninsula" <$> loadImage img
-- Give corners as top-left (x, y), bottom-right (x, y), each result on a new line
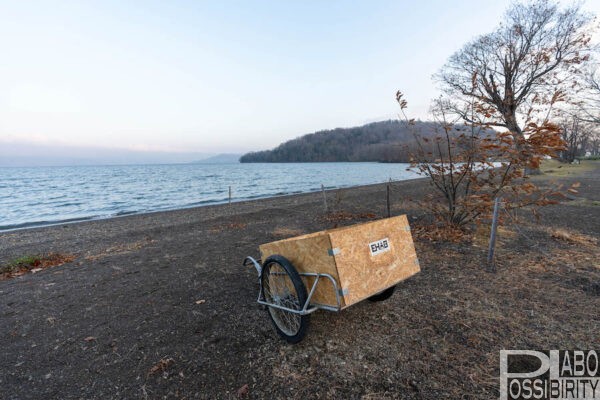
top-left (240, 120), bottom-right (442, 163)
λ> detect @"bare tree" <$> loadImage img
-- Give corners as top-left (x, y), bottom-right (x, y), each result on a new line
top-left (580, 67), bottom-right (600, 124)
top-left (558, 115), bottom-right (591, 162)
top-left (438, 0), bottom-right (594, 153)
top-left (396, 91), bottom-right (567, 228)
top-left (590, 70), bottom-right (600, 100)
top-left (589, 129), bottom-right (600, 156)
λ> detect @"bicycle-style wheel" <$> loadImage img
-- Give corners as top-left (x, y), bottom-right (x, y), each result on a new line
top-left (368, 285), bottom-right (396, 302)
top-left (261, 255), bottom-right (309, 343)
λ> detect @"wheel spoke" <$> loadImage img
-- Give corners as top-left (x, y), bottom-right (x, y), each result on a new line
top-left (262, 262), bottom-right (302, 336)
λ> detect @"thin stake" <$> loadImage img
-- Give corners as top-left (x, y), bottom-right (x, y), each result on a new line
top-left (321, 184), bottom-right (328, 212)
top-left (386, 179), bottom-right (391, 218)
top-left (487, 197), bottom-right (501, 271)
top-left (228, 186), bottom-right (232, 205)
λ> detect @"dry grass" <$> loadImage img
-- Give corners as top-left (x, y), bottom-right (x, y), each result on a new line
top-left (320, 211), bottom-right (377, 226)
top-left (271, 227), bottom-right (306, 238)
top-left (84, 238), bottom-right (156, 261)
top-left (472, 225), bottom-right (518, 248)
top-left (537, 159), bottom-right (595, 177)
top-left (566, 197), bottom-right (600, 208)
top-left (147, 358), bottom-right (175, 376)
top-left (549, 228), bottom-right (598, 246)
top-left (0, 253), bottom-right (76, 280)
top-left (209, 222), bottom-right (247, 233)
top-left (411, 222), bottom-right (471, 243)
top-left (408, 229), bottom-right (599, 396)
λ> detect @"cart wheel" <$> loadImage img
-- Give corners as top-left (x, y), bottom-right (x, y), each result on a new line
top-left (261, 255), bottom-right (309, 343)
top-left (368, 285), bottom-right (396, 302)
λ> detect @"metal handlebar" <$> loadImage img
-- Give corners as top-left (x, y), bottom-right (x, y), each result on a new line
top-left (243, 256), bottom-right (262, 277)
top-left (245, 255), bottom-right (342, 315)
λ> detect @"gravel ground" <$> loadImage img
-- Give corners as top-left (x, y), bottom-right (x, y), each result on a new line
top-left (0, 163), bottom-right (598, 399)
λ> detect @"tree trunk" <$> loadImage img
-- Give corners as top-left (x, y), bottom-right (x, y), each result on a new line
top-left (505, 114), bottom-right (541, 175)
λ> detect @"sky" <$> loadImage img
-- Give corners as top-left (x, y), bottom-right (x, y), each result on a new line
top-left (0, 0), bottom-right (599, 165)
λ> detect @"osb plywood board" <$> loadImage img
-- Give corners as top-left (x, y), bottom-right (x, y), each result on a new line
top-left (259, 234), bottom-right (344, 308)
top-left (328, 214), bottom-right (419, 306)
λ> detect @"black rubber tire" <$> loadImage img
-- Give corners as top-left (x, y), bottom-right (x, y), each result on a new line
top-left (368, 285), bottom-right (396, 302)
top-left (261, 255), bottom-right (310, 343)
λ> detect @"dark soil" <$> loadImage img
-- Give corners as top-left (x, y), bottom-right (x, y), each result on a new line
top-left (0, 162), bottom-right (598, 399)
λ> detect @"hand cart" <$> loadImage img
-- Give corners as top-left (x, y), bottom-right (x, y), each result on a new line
top-left (243, 214), bottom-right (420, 343)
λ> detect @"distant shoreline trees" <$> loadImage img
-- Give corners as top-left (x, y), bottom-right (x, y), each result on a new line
top-left (239, 120), bottom-right (479, 163)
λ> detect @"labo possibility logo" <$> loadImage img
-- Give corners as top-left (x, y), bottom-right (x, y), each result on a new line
top-left (500, 350), bottom-right (599, 399)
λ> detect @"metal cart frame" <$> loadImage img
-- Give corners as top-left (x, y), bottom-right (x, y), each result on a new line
top-left (243, 256), bottom-right (342, 314)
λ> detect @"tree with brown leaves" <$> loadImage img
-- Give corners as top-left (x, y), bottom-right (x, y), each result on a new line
top-left (396, 91), bottom-right (569, 228)
top-left (437, 0), bottom-right (594, 162)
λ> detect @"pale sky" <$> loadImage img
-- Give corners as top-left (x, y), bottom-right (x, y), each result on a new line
top-left (0, 0), bottom-right (598, 161)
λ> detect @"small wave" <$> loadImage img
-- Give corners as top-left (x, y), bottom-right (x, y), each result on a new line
top-left (115, 210), bottom-right (137, 216)
top-left (0, 216), bottom-right (97, 231)
top-left (185, 199), bottom-right (224, 206)
top-left (243, 194), bottom-right (268, 200)
top-left (56, 202), bottom-right (82, 208)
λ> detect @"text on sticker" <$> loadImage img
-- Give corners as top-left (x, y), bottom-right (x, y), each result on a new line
top-left (369, 238), bottom-right (391, 256)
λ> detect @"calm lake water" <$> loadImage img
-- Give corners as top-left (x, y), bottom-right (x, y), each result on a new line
top-left (0, 162), bottom-right (419, 231)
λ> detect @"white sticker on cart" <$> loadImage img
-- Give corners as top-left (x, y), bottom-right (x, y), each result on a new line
top-left (369, 238), bottom-right (391, 256)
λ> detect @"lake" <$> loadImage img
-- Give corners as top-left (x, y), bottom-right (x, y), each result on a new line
top-left (0, 163), bottom-right (419, 231)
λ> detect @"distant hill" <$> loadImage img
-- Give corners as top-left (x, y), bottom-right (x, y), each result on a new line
top-left (193, 153), bottom-right (241, 163)
top-left (240, 120), bottom-right (441, 163)
top-left (0, 141), bottom-right (213, 167)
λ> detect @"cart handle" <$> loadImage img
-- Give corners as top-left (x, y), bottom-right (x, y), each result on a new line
top-left (243, 256), bottom-right (262, 277)
top-left (244, 256), bottom-right (342, 314)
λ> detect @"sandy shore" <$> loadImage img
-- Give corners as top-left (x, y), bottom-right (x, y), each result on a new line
top-left (0, 166), bottom-right (598, 399)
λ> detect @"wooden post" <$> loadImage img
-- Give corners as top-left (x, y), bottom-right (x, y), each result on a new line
top-left (487, 197), bottom-right (501, 271)
top-left (321, 184), bottom-right (328, 213)
top-left (228, 186), bottom-right (232, 205)
top-left (386, 179), bottom-right (391, 218)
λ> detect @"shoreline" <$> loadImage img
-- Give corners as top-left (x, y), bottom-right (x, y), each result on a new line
top-left (0, 175), bottom-right (433, 269)
top-left (0, 177), bottom-right (426, 234)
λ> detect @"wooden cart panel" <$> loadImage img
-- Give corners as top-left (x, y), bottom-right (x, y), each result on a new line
top-left (259, 234), bottom-right (344, 308)
top-left (329, 215), bottom-right (419, 305)
top-left (259, 215), bottom-right (419, 309)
